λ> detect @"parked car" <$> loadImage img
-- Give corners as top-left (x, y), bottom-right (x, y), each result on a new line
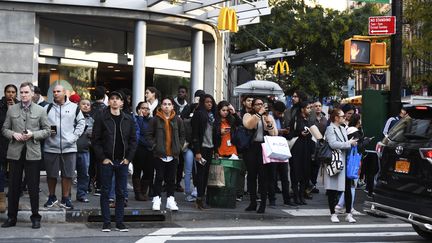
top-left (365, 105), bottom-right (432, 240)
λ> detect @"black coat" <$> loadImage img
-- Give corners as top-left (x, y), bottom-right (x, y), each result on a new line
top-left (0, 97), bottom-right (18, 160)
top-left (92, 108), bottom-right (137, 163)
top-left (191, 108), bottom-right (215, 154)
top-left (288, 115), bottom-right (314, 182)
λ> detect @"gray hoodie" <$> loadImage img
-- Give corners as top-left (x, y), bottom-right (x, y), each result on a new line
top-left (44, 99), bottom-right (85, 153)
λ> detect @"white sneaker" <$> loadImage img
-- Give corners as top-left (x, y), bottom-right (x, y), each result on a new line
top-left (191, 187), bottom-right (197, 198)
top-left (345, 213), bottom-right (357, 223)
top-left (166, 196), bottom-right (179, 211)
top-left (351, 208), bottom-right (362, 215)
top-left (330, 214), bottom-right (340, 223)
top-left (152, 196), bottom-right (161, 211)
top-left (334, 205), bottom-right (345, 214)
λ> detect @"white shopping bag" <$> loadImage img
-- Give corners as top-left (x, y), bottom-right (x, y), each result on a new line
top-left (263, 135), bottom-right (292, 161)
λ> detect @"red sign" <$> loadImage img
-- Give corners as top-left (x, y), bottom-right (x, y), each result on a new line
top-left (369, 16), bottom-right (396, 35)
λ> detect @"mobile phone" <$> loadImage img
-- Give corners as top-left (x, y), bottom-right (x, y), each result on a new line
top-left (50, 125), bottom-right (57, 134)
top-left (197, 158), bottom-right (207, 166)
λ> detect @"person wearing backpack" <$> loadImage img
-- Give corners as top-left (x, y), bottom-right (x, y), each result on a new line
top-left (242, 98), bottom-right (277, 213)
top-left (43, 84), bottom-right (85, 210)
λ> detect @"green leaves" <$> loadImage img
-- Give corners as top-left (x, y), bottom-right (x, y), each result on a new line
top-left (232, 0), bottom-right (380, 98)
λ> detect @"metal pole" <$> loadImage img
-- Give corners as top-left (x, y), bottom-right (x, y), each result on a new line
top-left (390, 0), bottom-right (402, 115)
top-left (191, 30), bottom-right (204, 97)
top-left (132, 21), bottom-right (147, 114)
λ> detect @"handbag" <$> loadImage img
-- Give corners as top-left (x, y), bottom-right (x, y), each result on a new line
top-left (326, 149), bottom-right (344, 176)
top-left (263, 135), bottom-right (291, 160)
top-left (261, 143), bottom-right (289, 164)
top-left (231, 126), bottom-right (255, 152)
top-left (207, 164), bottom-right (225, 187)
top-left (315, 139), bottom-right (332, 164)
top-left (347, 146), bottom-right (362, 179)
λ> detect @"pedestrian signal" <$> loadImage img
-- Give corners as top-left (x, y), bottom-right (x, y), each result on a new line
top-left (218, 7), bottom-right (238, 33)
top-left (344, 39), bottom-right (371, 65)
top-left (273, 60), bottom-right (290, 75)
top-left (371, 42), bottom-right (386, 66)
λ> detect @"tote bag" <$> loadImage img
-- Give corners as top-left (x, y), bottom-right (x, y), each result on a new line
top-left (347, 146), bottom-right (362, 179)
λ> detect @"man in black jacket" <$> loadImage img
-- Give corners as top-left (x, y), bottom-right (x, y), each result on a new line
top-left (92, 91), bottom-right (137, 232)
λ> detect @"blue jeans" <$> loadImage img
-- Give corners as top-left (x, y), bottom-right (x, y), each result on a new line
top-left (76, 152), bottom-right (90, 199)
top-left (183, 149), bottom-right (194, 195)
top-left (100, 160), bottom-right (128, 224)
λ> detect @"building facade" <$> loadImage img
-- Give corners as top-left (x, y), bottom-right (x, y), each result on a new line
top-left (0, 0), bottom-right (270, 109)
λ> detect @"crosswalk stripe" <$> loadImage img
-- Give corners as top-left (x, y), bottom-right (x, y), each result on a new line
top-left (282, 208), bottom-right (365, 216)
top-left (137, 224), bottom-right (413, 243)
top-left (166, 232), bottom-right (418, 241)
top-left (178, 223), bottom-right (410, 233)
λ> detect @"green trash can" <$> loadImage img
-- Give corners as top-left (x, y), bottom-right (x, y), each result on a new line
top-left (206, 159), bottom-right (244, 208)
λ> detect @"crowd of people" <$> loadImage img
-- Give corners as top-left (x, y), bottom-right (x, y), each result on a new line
top-left (0, 82), bottom-right (378, 232)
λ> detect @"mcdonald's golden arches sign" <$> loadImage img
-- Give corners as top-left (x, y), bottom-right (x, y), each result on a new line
top-left (217, 7), bottom-right (238, 33)
top-left (273, 60), bottom-right (290, 75)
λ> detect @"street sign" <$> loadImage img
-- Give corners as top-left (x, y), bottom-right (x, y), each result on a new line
top-left (369, 16), bottom-right (396, 35)
top-left (371, 73), bottom-right (386, 85)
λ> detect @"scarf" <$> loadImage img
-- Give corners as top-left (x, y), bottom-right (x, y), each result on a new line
top-left (156, 109), bottom-right (176, 156)
top-left (174, 97), bottom-right (188, 113)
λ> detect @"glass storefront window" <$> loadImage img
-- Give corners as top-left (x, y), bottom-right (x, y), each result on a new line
top-left (40, 18), bottom-right (126, 54)
top-left (38, 64), bottom-right (97, 102)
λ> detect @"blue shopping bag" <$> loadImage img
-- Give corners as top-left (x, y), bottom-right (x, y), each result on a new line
top-left (347, 146), bottom-right (361, 179)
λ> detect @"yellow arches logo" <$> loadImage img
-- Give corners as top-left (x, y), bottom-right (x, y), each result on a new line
top-left (217, 7), bottom-right (238, 33)
top-left (273, 60), bottom-right (290, 75)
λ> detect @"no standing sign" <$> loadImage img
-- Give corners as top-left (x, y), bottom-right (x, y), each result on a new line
top-left (369, 16), bottom-right (396, 35)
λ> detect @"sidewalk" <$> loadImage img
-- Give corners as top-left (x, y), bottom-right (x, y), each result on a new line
top-left (0, 173), bottom-right (368, 224)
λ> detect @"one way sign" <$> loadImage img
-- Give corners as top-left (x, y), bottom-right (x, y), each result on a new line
top-left (369, 16), bottom-right (396, 35)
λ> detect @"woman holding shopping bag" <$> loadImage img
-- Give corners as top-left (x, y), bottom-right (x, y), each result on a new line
top-left (287, 101), bottom-right (314, 205)
top-left (243, 98), bottom-right (277, 213)
top-left (324, 108), bottom-right (358, 223)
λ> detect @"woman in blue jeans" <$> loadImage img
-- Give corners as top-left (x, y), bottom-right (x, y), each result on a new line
top-left (75, 99), bottom-right (94, 202)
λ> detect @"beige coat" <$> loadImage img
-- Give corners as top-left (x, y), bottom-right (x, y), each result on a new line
top-left (2, 103), bottom-right (50, 160)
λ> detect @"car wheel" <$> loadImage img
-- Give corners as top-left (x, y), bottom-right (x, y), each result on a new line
top-left (412, 224), bottom-right (432, 240)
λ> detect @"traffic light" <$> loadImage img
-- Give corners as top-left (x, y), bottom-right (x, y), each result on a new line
top-left (217, 7), bottom-right (238, 33)
top-left (371, 42), bottom-right (386, 66)
top-left (273, 60), bottom-right (290, 75)
top-left (344, 39), bottom-right (371, 65)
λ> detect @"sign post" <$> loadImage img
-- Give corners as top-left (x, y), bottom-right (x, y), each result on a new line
top-left (369, 16), bottom-right (396, 35)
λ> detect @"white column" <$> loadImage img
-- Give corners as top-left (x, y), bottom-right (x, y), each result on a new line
top-left (132, 20), bottom-right (147, 114)
top-left (191, 30), bottom-right (204, 96)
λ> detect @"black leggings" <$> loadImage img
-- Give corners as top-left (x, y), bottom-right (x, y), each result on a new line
top-left (327, 177), bottom-right (352, 214)
top-left (132, 145), bottom-right (154, 181)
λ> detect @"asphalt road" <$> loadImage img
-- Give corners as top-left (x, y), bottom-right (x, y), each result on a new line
top-left (0, 216), bottom-right (426, 243)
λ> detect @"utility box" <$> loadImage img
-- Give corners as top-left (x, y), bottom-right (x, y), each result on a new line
top-left (362, 89), bottom-right (389, 150)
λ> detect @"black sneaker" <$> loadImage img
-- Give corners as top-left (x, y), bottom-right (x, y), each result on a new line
top-left (116, 223), bottom-right (129, 232)
top-left (59, 197), bottom-right (74, 210)
top-left (102, 222), bottom-right (111, 232)
top-left (44, 195), bottom-right (58, 208)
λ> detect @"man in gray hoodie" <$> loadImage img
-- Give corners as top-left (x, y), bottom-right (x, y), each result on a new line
top-left (43, 84), bottom-right (85, 210)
